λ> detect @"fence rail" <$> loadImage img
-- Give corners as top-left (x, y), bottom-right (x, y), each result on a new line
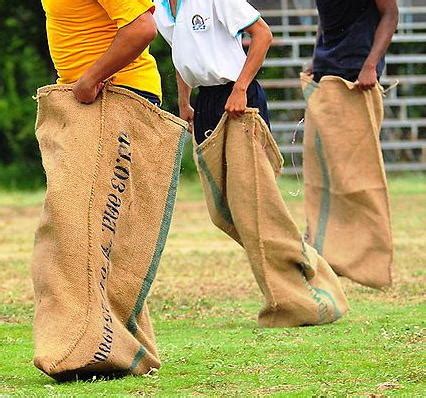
top-left (258, 4), bottom-right (426, 173)
top-left (281, 162), bottom-right (426, 176)
top-left (260, 6), bottom-right (426, 18)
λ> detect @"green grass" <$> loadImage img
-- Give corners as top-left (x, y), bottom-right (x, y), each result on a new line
top-left (1, 301), bottom-right (424, 397)
top-left (0, 174), bottom-right (425, 397)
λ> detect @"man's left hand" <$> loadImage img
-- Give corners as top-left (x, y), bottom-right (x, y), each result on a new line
top-left (225, 85), bottom-right (247, 118)
top-left (356, 65), bottom-right (377, 91)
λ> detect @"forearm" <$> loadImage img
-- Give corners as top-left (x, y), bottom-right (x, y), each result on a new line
top-left (176, 71), bottom-right (192, 107)
top-left (363, 7), bottom-right (398, 69)
top-left (81, 12), bottom-right (157, 85)
top-left (234, 19), bottom-right (272, 91)
top-left (175, 70), bottom-right (194, 128)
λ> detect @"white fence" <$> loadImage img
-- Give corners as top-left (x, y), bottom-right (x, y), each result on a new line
top-left (253, 3), bottom-right (426, 173)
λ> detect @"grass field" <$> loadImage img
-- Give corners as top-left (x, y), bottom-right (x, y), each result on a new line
top-left (0, 175), bottom-right (425, 397)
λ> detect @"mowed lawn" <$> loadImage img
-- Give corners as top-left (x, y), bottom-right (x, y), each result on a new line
top-left (0, 175), bottom-right (425, 397)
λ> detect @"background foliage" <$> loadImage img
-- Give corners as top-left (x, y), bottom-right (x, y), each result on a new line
top-left (0, 1), bottom-right (196, 186)
top-left (1, 2), bottom-right (425, 188)
top-left (0, 2), bottom-right (50, 168)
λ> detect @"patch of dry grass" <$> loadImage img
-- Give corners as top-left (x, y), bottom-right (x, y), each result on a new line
top-left (0, 175), bottom-right (425, 396)
top-left (0, 176), bottom-right (425, 319)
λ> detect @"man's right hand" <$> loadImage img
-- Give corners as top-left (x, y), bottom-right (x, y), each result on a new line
top-left (355, 63), bottom-right (378, 91)
top-left (303, 62), bottom-right (314, 76)
top-left (73, 75), bottom-right (104, 104)
top-left (72, 11), bottom-right (157, 105)
top-left (179, 103), bottom-right (194, 133)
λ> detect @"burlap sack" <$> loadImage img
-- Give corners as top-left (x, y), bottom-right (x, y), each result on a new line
top-left (32, 85), bottom-right (187, 380)
top-left (300, 73), bottom-right (393, 289)
top-left (194, 110), bottom-right (348, 327)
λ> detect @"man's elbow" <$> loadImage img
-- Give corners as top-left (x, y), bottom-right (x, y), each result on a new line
top-left (382, 5), bottom-right (399, 31)
top-left (266, 29), bottom-right (273, 48)
top-left (144, 20), bottom-right (158, 42)
top-left (260, 24), bottom-right (273, 49)
top-left (129, 12), bottom-right (158, 45)
top-left (262, 26), bottom-right (274, 51)
top-left (248, 18), bottom-right (273, 49)
top-left (392, 7), bottom-right (399, 30)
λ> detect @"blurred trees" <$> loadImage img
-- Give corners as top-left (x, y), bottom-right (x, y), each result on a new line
top-left (0, 1), bottom-right (51, 166)
top-left (0, 2), bottom-right (184, 179)
top-left (1, 2), bottom-right (425, 185)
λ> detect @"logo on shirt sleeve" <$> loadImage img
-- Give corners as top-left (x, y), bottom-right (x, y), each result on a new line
top-left (192, 15), bottom-right (208, 31)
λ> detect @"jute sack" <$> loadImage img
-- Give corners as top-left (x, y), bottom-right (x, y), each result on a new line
top-left (301, 73), bottom-right (393, 289)
top-left (32, 84), bottom-right (186, 380)
top-left (194, 110), bottom-right (348, 327)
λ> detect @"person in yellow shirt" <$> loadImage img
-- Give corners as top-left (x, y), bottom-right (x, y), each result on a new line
top-left (42, 0), bottom-right (162, 104)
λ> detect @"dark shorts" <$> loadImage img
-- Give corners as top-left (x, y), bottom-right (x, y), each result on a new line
top-left (194, 80), bottom-right (271, 145)
top-left (313, 71), bottom-right (360, 83)
top-left (118, 85), bottom-right (161, 106)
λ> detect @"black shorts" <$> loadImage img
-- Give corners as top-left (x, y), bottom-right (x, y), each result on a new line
top-left (118, 85), bottom-right (161, 105)
top-left (313, 71), bottom-right (360, 83)
top-left (194, 80), bottom-right (271, 145)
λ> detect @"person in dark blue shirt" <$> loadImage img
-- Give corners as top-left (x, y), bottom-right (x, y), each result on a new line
top-left (307, 0), bottom-right (398, 90)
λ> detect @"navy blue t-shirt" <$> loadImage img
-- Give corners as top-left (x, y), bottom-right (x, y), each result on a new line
top-left (313, 0), bottom-right (385, 82)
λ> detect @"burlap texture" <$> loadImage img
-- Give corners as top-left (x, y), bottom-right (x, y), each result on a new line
top-left (194, 110), bottom-right (348, 327)
top-left (301, 73), bottom-right (393, 289)
top-left (32, 85), bottom-right (186, 380)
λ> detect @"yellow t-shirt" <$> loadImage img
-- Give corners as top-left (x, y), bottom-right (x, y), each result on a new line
top-left (42, 0), bottom-right (162, 98)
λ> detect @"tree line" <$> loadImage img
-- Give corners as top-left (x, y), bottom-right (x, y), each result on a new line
top-left (0, 2), bottom-right (184, 184)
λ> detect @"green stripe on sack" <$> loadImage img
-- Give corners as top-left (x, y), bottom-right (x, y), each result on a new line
top-left (313, 132), bottom-right (330, 255)
top-left (129, 346), bottom-right (147, 371)
top-left (313, 287), bottom-right (342, 320)
top-left (303, 81), bottom-right (318, 102)
top-left (299, 241), bottom-right (340, 321)
top-left (299, 272), bottom-right (328, 324)
top-left (126, 129), bottom-right (186, 335)
top-left (196, 150), bottom-right (234, 226)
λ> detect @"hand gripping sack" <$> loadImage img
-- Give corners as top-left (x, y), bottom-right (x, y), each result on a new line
top-left (301, 73), bottom-right (394, 289)
top-left (32, 85), bottom-right (186, 380)
top-left (194, 110), bottom-right (348, 327)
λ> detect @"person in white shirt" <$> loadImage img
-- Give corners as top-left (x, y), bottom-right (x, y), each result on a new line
top-left (154, 1), bottom-right (350, 328)
top-left (154, 0), bottom-right (273, 144)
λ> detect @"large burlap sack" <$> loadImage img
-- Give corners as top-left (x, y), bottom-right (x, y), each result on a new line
top-left (32, 84), bottom-right (187, 380)
top-left (301, 73), bottom-right (393, 289)
top-left (194, 110), bottom-right (348, 327)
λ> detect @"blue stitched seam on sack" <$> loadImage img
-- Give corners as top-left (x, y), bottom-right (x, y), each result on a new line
top-left (129, 346), bottom-right (147, 371)
top-left (313, 132), bottom-right (330, 255)
top-left (313, 287), bottom-right (341, 320)
top-left (303, 82), bottom-right (317, 102)
top-left (299, 272), bottom-right (326, 324)
top-left (301, 231), bottom-right (340, 323)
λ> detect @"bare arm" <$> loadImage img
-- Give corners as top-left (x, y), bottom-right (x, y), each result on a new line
top-left (225, 17), bottom-right (273, 118)
top-left (357, 0), bottom-right (399, 90)
top-left (176, 71), bottom-right (194, 132)
top-left (73, 11), bottom-right (157, 104)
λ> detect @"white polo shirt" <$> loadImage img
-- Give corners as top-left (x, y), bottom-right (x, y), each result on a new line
top-left (154, 0), bottom-right (261, 88)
